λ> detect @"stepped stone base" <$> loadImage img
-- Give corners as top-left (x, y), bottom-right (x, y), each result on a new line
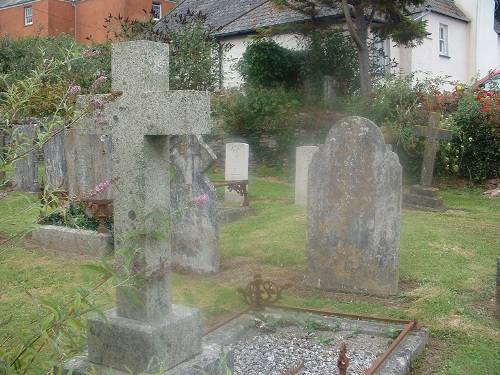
top-left (403, 185), bottom-right (448, 212)
top-left (62, 305), bottom-right (202, 374)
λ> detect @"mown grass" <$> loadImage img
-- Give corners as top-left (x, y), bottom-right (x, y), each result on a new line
top-left (0, 177), bottom-right (499, 374)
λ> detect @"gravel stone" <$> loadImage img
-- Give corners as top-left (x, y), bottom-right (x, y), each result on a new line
top-left (232, 314), bottom-right (392, 375)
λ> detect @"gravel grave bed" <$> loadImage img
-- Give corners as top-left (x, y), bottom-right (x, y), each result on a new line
top-left (233, 312), bottom-right (400, 375)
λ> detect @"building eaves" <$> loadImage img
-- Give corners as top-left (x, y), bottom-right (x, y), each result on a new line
top-left (0, 0), bottom-right (38, 10)
top-left (214, 1), bottom-right (343, 37)
top-left (159, 0), bottom-right (267, 33)
top-left (159, 0), bottom-right (348, 37)
top-left (413, 0), bottom-right (469, 22)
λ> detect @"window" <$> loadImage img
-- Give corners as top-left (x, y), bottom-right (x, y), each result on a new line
top-left (24, 6), bottom-right (33, 25)
top-left (439, 24), bottom-right (448, 56)
top-left (372, 37), bottom-right (389, 74)
top-left (152, 2), bottom-right (161, 20)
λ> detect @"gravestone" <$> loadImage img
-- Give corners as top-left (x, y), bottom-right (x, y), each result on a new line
top-left (304, 116), bottom-right (402, 296)
top-left (295, 146), bottom-right (319, 206)
top-left (64, 132), bottom-right (113, 199)
top-left (224, 142), bottom-right (249, 202)
top-left (170, 134), bottom-right (219, 273)
top-left (43, 126), bottom-right (67, 191)
top-left (69, 41), bottom-right (211, 374)
top-left (403, 112), bottom-right (452, 211)
top-left (14, 124), bottom-right (39, 193)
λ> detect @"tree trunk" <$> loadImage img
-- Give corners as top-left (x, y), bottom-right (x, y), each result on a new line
top-left (354, 6), bottom-right (372, 98)
top-left (357, 43), bottom-right (372, 98)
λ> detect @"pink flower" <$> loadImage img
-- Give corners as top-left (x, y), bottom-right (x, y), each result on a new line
top-left (85, 49), bottom-right (102, 57)
top-left (193, 193), bottom-right (209, 207)
top-left (90, 76), bottom-right (108, 92)
top-left (86, 176), bottom-right (120, 198)
top-left (0, 192), bottom-right (8, 199)
top-left (91, 98), bottom-right (104, 108)
top-left (70, 85), bottom-right (81, 95)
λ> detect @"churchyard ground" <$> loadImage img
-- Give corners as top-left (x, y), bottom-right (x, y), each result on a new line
top-left (0, 176), bottom-right (499, 374)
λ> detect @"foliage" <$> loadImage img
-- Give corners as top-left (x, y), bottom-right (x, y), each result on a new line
top-left (0, 39), bottom-right (131, 374)
top-left (271, 0), bottom-right (428, 97)
top-left (0, 33), bottom-right (111, 98)
top-left (212, 86), bottom-right (304, 167)
top-left (43, 203), bottom-right (113, 232)
top-left (104, 9), bottom-right (224, 91)
top-left (298, 28), bottom-right (358, 99)
top-left (441, 90), bottom-right (500, 181)
top-left (341, 73), bottom-right (500, 182)
top-left (237, 39), bottom-right (302, 89)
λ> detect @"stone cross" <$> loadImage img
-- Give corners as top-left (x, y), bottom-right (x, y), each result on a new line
top-left (414, 112), bottom-right (452, 188)
top-left (73, 41), bottom-right (210, 373)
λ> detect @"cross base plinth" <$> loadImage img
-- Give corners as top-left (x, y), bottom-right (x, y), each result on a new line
top-left (403, 185), bottom-right (448, 212)
top-left (80, 305), bottom-right (201, 374)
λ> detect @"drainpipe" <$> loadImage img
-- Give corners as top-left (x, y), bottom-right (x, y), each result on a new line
top-left (72, 0), bottom-right (77, 40)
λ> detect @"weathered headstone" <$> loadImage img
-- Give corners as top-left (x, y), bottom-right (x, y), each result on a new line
top-left (304, 116), bottom-right (402, 296)
top-left (295, 146), bottom-right (319, 206)
top-left (14, 124), bottom-right (39, 193)
top-left (64, 132), bottom-right (113, 199)
top-left (70, 41), bottom-right (210, 374)
top-left (403, 112), bottom-right (452, 211)
top-left (224, 142), bottom-right (249, 202)
top-left (43, 127), bottom-right (67, 191)
top-left (170, 134), bottom-right (219, 273)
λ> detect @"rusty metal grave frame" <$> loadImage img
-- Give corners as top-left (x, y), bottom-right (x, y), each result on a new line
top-left (204, 274), bottom-right (424, 375)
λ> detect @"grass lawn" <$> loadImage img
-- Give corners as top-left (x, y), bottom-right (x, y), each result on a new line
top-left (0, 177), bottom-right (499, 374)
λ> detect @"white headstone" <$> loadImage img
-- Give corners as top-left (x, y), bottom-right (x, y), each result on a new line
top-left (224, 142), bottom-right (249, 202)
top-left (295, 146), bottom-right (319, 205)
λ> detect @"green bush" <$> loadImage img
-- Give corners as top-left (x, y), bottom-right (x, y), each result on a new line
top-left (43, 203), bottom-right (113, 232)
top-left (299, 29), bottom-right (358, 99)
top-left (0, 34), bottom-right (111, 92)
top-left (212, 86), bottom-right (305, 167)
top-left (441, 91), bottom-right (500, 181)
top-left (342, 74), bottom-right (500, 182)
top-left (237, 39), bottom-right (302, 89)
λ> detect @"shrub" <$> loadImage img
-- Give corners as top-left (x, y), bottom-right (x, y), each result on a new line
top-left (441, 90), bottom-right (500, 181)
top-left (237, 39), bottom-right (302, 89)
top-left (299, 29), bottom-right (358, 99)
top-left (212, 86), bottom-right (305, 167)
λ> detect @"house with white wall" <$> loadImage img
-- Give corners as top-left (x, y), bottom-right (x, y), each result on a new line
top-left (161, 0), bottom-right (499, 90)
top-left (391, 0), bottom-right (499, 88)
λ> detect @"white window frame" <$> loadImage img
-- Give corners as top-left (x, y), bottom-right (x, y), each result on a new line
top-left (439, 24), bottom-right (449, 56)
top-left (373, 37), bottom-right (389, 73)
top-left (152, 2), bottom-right (162, 20)
top-left (24, 6), bottom-right (33, 26)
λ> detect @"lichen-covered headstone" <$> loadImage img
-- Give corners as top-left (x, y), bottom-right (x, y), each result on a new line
top-left (304, 116), bottom-right (402, 296)
top-left (43, 126), bottom-right (67, 191)
top-left (64, 132), bottom-right (113, 199)
top-left (14, 124), bottom-right (39, 193)
top-left (170, 134), bottom-right (219, 273)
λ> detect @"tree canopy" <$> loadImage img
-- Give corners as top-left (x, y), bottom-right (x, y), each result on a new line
top-left (272, 0), bottom-right (428, 98)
